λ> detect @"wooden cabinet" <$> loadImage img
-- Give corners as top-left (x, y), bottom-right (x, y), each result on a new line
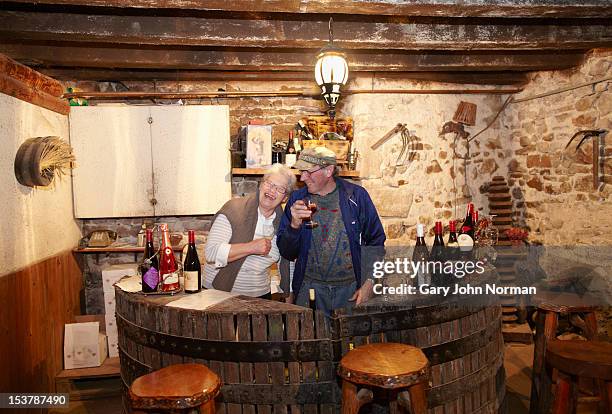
top-left (69, 105), bottom-right (231, 218)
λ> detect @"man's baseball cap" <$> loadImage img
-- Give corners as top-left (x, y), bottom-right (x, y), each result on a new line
top-left (293, 147), bottom-right (337, 170)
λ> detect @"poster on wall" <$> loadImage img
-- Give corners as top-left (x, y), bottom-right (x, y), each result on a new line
top-left (245, 124), bottom-right (272, 168)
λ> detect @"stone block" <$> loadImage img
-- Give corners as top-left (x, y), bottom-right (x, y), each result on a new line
top-left (478, 158), bottom-right (498, 175)
top-left (572, 113), bottom-right (597, 128)
top-left (573, 175), bottom-right (594, 192)
top-left (367, 186), bottom-right (413, 217)
top-left (527, 177), bottom-right (543, 191)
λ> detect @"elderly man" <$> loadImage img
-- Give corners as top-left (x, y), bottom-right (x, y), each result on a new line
top-left (277, 147), bottom-right (385, 316)
top-left (204, 164), bottom-right (296, 298)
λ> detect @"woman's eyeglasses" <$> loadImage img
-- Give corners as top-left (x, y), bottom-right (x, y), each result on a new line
top-left (262, 180), bottom-right (287, 195)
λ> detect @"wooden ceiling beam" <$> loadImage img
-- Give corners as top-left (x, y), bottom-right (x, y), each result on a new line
top-left (6, 0), bottom-right (612, 18)
top-left (0, 44), bottom-right (586, 72)
top-left (38, 68), bottom-right (529, 85)
top-left (1, 11), bottom-right (610, 50)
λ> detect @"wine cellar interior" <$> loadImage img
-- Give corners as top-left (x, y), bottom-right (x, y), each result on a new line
top-left (0, 1), bottom-right (611, 413)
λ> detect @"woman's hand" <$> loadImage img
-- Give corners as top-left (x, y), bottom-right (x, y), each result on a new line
top-left (249, 238), bottom-right (272, 256)
top-left (290, 200), bottom-right (311, 229)
top-left (284, 293), bottom-right (295, 304)
top-left (350, 279), bottom-right (374, 305)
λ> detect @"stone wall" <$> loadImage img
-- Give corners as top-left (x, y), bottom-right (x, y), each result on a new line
top-left (503, 49), bottom-right (612, 245)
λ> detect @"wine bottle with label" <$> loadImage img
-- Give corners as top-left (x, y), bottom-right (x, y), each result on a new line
top-left (183, 230), bottom-right (201, 293)
top-left (159, 223), bottom-right (180, 292)
top-left (285, 131), bottom-right (297, 167)
top-left (412, 224), bottom-right (430, 286)
top-left (458, 203), bottom-right (475, 255)
top-left (446, 220), bottom-right (459, 260)
top-left (140, 229), bottom-right (159, 293)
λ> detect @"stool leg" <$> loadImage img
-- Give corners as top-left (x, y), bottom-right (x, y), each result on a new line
top-left (605, 381), bottom-right (612, 414)
top-left (530, 310), bottom-right (558, 414)
top-left (583, 311), bottom-right (598, 340)
top-left (341, 380), bottom-right (372, 414)
top-left (199, 399), bottom-right (216, 414)
top-left (552, 372), bottom-right (578, 414)
top-left (406, 383), bottom-right (427, 414)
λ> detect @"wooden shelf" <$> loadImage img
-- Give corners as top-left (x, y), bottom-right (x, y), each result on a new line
top-left (56, 357), bottom-right (120, 380)
top-left (232, 167), bottom-right (361, 178)
top-left (74, 245), bottom-right (184, 254)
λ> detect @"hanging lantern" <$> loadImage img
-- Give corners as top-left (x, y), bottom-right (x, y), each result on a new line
top-left (314, 18), bottom-right (349, 119)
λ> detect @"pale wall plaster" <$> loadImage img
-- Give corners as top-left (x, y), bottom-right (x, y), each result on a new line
top-left (0, 93), bottom-right (82, 276)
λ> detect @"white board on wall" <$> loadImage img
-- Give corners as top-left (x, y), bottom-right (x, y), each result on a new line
top-left (69, 105), bottom-right (231, 218)
top-left (150, 105), bottom-right (231, 216)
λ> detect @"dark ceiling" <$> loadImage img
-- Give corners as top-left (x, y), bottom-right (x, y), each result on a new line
top-left (0, 0), bottom-right (611, 85)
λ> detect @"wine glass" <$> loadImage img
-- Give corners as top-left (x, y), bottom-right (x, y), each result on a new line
top-left (261, 224), bottom-right (275, 241)
top-left (302, 197), bottom-right (318, 229)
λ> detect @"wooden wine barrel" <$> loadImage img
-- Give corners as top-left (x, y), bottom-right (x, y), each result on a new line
top-left (116, 274), bottom-right (505, 414)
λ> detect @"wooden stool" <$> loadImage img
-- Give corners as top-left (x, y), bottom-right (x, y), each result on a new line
top-left (129, 363), bottom-right (221, 413)
top-left (529, 291), bottom-right (598, 414)
top-left (546, 340), bottom-right (612, 414)
top-left (337, 343), bottom-right (429, 414)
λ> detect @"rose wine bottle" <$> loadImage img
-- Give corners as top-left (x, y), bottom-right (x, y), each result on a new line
top-left (159, 223), bottom-right (180, 292)
top-left (140, 229), bottom-right (159, 293)
top-left (183, 230), bottom-right (201, 293)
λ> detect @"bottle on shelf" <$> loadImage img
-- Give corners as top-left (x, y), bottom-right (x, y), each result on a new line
top-left (293, 128), bottom-right (302, 157)
top-left (285, 131), bottom-right (297, 168)
top-left (458, 203), bottom-right (475, 256)
top-left (183, 230), bottom-right (201, 294)
top-left (159, 223), bottom-right (180, 292)
top-left (412, 224), bottom-right (430, 286)
top-left (446, 220), bottom-right (459, 260)
top-left (137, 223), bottom-right (147, 247)
top-left (140, 229), bottom-right (159, 293)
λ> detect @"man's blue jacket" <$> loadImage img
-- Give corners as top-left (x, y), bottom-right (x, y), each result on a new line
top-left (277, 178), bottom-right (386, 298)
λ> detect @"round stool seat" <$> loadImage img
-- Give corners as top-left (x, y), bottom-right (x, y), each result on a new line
top-left (338, 343), bottom-right (429, 389)
top-left (534, 291), bottom-right (598, 313)
top-left (547, 340), bottom-right (612, 381)
top-left (130, 363), bottom-right (221, 410)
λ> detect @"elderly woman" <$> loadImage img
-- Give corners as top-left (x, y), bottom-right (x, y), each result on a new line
top-left (203, 163), bottom-right (296, 298)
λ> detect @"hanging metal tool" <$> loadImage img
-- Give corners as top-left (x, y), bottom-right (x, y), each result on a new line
top-left (564, 129), bottom-right (607, 190)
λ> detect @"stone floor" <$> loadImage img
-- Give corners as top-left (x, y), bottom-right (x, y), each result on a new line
top-left (504, 342), bottom-right (599, 414)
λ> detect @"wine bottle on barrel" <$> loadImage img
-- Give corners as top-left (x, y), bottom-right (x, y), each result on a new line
top-left (140, 229), bottom-right (159, 293)
top-left (412, 224), bottom-right (430, 286)
top-left (159, 223), bottom-right (180, 292)
top-left (183, 230), bottom-right (201, 294)
top-left (446, 220), bottom-right (459, 260)
top-left (458, 203), bottom-right (475, 257)
top-left (430, 221), bottom-right (446, 284)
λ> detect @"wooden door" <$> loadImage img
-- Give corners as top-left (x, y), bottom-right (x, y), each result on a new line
top-left (69, 106), bottom-right (154, 218)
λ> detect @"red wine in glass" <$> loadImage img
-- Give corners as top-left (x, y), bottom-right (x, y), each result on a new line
top-left (303, 199), bottom-right (318, 229)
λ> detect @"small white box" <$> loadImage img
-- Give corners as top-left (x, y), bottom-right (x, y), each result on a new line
top-left (101, 263), bottom-right (138, 291)
top-left (64, 321), bottom-right (108, 369)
